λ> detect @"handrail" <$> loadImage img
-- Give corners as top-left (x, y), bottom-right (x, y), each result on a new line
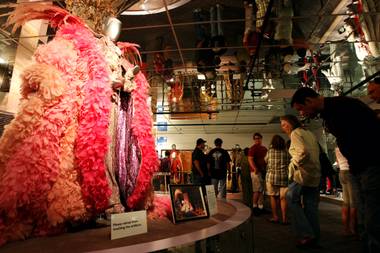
top-left (342, 70), bottom-right (380, 96)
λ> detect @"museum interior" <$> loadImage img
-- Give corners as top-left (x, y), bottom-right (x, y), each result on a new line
top-left (0, 0), bottom-right (379, 252)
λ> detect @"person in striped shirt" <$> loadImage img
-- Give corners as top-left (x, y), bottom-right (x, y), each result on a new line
top-left (265, 135), bottom-right (290, 224)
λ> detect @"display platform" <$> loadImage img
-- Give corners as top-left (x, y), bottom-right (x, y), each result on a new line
top-left (0, 200), bottom-right (251, 253)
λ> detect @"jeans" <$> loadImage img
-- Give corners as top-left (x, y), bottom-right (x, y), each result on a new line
top-left (354, 165), bottom-right (380, 253)
top-left (211, 178), bottom-right (227, 199)
top-left (192, 173), bottom-right (203, 185)
top-left (286, 182), bottom-right (320, 240)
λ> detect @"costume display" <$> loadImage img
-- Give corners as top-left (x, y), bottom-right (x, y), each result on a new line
top-left (0, 3), bottom-right (159, 246)
top-left (170, 144), bottom-right (183, 183)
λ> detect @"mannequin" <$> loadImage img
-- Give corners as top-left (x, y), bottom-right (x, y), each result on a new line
top-left (170, 144), bottom-right (183, 184)
top-left (100, 16), bottom-right (131, 215)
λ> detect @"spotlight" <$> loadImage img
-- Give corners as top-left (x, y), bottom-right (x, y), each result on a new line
top-left (197, 74), bottom-right (206, 80)
top-left (338, 26), bottom-right (346, 34)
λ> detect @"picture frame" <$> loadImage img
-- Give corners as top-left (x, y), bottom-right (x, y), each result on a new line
top-left (169, 184), bottom-right (209, 224)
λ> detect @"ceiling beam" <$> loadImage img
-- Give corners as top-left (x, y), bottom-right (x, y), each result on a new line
top-left (319, 0), bottom-right (350, 43)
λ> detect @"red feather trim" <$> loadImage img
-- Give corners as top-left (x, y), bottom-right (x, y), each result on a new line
top-left (6, 3), bottom-right (85, 34)
top-left (117, 42), bottom-right (142, 66)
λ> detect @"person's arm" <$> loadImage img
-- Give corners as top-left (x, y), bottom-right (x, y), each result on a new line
top-left (194, 160), bottom-right (204, 177)
top-left (248, 155), bottom-right (257, 173)
top-left (264, 151), bottom-right (269, 164)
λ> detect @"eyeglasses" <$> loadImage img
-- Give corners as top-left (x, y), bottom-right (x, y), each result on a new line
top-left (254, 137), bottom-right (262, 140)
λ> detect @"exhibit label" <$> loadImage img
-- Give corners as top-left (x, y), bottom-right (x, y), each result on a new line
top-left (205, 185), bottom-right (218, 216)
top-left (111, 210), bottom-right (147, 240)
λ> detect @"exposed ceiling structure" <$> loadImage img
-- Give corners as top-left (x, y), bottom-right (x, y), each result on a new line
top-left (0, 0), bottom-right (379, 135)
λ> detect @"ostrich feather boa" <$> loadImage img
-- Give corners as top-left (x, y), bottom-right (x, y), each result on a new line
top-left (0, 39), bottom-right (86, 244)
top-left (126, 64), bottom-right (159, 209)
top-left (0, 22), bottom-right (112, 245)
top-left (57, 24), bottom-right (112, 213)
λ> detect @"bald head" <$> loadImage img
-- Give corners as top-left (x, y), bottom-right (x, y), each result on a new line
top-left (368, 77), bottom-right (380, 103)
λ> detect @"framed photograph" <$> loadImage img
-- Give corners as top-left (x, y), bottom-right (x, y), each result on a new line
top-left (169, 184), bottom-right (209, 224)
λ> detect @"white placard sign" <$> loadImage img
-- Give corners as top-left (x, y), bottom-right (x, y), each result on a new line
top-left (111, 210), bottom-right (147, 240)
top-left (205, 185), bottom-right (218, 216)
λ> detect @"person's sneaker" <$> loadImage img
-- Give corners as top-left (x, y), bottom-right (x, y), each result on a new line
top-left (252, 207), bottom-right (261, 216)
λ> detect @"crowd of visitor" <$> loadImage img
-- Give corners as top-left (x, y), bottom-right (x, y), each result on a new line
top-left (156, 78), bottom-right (380, 252)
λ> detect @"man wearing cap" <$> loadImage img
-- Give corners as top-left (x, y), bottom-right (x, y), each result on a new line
top-left (207, 138), bottom-right (231, 199)
top-left (367, 77), bottom-right (380, 104)
top-left (192, 138), bottom-right (209, 185)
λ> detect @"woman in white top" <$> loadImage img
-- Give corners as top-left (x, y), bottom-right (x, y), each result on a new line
top-left (280, 115), bottom-right (321, 248)
top-left (336, 147), bottom-right (359, 236)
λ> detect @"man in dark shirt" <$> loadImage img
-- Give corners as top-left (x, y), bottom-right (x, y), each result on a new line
top-left (192, 138), bottom-right (209, 185)
top-left (207, 138), bottom-right (231, 199)
top-left (291, 87), bottom-right (380, 252)
top-left (160, 150), bottom-right (171, 173)
top-left (159, 150), bottom-right (171, 190)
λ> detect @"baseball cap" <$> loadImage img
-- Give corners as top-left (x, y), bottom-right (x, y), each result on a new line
top-left (196, 138), bottom-right (207, 145)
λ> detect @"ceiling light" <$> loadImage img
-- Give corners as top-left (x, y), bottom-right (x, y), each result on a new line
top-left (338, 26), bottom-right (346, 34)
top-left (122, 0), bottom-right (191, 15)
top-left (197, 74), bottom-right (206, 80)
top-left (0, 57), bottom-right (6, 64)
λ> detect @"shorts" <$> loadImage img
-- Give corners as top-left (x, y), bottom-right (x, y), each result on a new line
top-left (339, 170), bottom-right (359, 208)
top-left (251, 172), bottom-right (264, 192)
top-left (266, 182), bottom-right (288, 199)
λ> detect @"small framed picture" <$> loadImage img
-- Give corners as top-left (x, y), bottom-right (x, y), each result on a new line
top-left (169, 184), bottom-right (209, 224)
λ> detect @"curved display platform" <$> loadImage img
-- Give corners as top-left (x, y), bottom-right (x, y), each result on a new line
top-left (0, 200), bottom-right (251, 253)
